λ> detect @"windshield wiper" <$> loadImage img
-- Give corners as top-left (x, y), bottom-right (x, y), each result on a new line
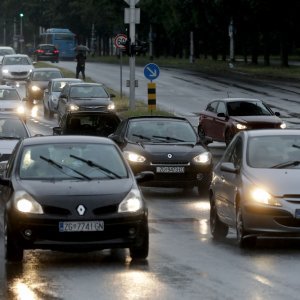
top-left (271, 160), bottom-right (300, 169)
top-left (0, 136), bottom-right (20, 139)
top-left (132, 133), bottom-right (151, 141)
top-left (70, 154), bottom-right (122, 179)
top-left (40, 155), bottom-right (91, 180)
top-left (292, 144), bottom-right (300, 149)
top-left (152, 135), bottom-right (185, 142)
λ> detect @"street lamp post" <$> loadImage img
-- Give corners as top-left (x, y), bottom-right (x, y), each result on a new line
top-left (20, 13), bottom-right (24, 53)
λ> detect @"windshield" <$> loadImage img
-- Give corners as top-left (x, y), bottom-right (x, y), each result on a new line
top-left (0, 89), bottom-right (20, 101)
top-left (127, 119), bottom-right (197, 143)
top-left (53, 81), bottom-right (73, 92)
top-left (19, 143), bottom-right (128, 180)
top-left (227, 101), bottom-right (272, 116)
top-left (3, 56), bottom-right (31, 65)
top-left (70, 86), bottom-right (109, 98)
top-left (247, 135), bottom-right (300, 168)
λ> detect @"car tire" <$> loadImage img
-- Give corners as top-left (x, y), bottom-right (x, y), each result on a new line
top-left (210, 195), bottom-right (229, 239)
top-left (130, 226), bottom-right (149, 260)
top-left (236, 205), bottom-right (256, 248)
top-left (4, 214), bottom-right (23, 262)
top-left (197, 173), bottom-right (212, 196)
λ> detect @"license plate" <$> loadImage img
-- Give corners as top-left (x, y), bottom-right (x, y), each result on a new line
top-left (295, 209), bottom-right (300, 219)
top-left (156, 166), bottom-right (185, 173)
top-left (59, 221), bottom-right (104, 232)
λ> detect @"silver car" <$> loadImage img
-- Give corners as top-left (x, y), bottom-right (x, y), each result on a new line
top-left (0, 54), bottom-right (35, 84)
top-left (43, 78), bottom-right (82, 119)
top-left (210, 129), bottom-right (300, 248)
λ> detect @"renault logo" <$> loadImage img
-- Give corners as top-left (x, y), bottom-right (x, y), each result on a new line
top-left (167, 153), bottom-right (172, 159)
top-left (77, 205), bottom-right (86, 216)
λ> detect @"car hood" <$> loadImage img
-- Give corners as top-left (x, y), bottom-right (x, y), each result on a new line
top-left (17, 178), bottom-right (134, 198)
top-left (0, 100), bottom-right (22, 109)
top-left (127, 142), bottom-right (207, 159)
top-left (244, 168), bottom-right (300, 196)
top-left (0, 140), bottom-right (20, 153)
top-left (71, 98), bottom-right (110, 106)
top-left (231, 115), bottom-right (282, 124)
top-left (4, 65), bottom-right (33, 72)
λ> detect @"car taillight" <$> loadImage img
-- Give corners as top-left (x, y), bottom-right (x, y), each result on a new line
top-left (53, 50), bottom-right (59, 54)
top-left (36, 49), bottom-right (44, 53)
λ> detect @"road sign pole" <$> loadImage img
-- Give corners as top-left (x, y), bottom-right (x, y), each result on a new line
top-left (129, 0), bottom-right (136, 110)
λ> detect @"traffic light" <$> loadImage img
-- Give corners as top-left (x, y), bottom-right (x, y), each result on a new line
top-left (133, 40), bottom-right (149, 55)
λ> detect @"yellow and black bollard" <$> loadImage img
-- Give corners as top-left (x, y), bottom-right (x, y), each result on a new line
top-left (148, 82), bottom-right (156, 112)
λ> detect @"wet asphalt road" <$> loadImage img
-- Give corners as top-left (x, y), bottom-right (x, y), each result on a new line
top-left (1, 63), bottom-right (300, 299)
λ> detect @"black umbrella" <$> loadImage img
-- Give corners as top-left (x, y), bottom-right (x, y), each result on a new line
top-left (74, 44), bottom-right (90, 52)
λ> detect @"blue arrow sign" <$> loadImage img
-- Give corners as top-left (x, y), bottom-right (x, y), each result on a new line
top-left (144, 63), bottom-right (160, 81)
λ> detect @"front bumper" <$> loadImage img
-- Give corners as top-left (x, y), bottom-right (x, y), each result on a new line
top-left (243, 203), bottom-right (300, 237)
top-left (8, 213), bottom-right (148, 251)
top-left (129, 163), bottom-right (212, 188)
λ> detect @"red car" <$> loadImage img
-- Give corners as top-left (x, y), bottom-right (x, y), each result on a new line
top-left (198, 98), bottom-right (286, 145)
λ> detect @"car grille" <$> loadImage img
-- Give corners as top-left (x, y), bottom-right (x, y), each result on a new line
top-left (151, 161), bottom-right (190, 166)
top-left (42, 204), bottom-right (118, 216)
top-left (274, 217), bottom-right (300, 227)
top-left (248, 123), bottom-right (280, 129)
top-left (81, 105), bottom-right (107, 110)
top-left (11, 71), bottom-right (28, 76)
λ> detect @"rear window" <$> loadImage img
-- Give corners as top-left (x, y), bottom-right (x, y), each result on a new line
top-left (40, 45), bottom-right (56, 51)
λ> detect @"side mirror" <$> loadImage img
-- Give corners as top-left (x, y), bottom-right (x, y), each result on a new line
top-left (274, 112), bottom-right (281, 116)
top-left (135, 171), bottom-right (154, 184)
top-left (220, 162), bottom-right (239, 174)
top-left (53, 127), bottom-right (62, 135)
top-left (110, 94), bottom-right (116, 98)
top-left (217, 112), bottom-right (227, 118)
top-left (108, 134), bottom-right (123, 144)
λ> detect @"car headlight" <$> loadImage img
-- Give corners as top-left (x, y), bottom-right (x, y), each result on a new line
top-left (250, 188), bottom-right (281, 206)
top-left (193, 151), bottom-right (212, 165)
top-left (118, 188), bottom-right (143, 213)
top-left (235, 123), bottom-right (247, 130)
top-left (123, 151), bottom-right (146, 163)
top-left (16, 105), bottom-right (26, 114)
top-left (280, 122), bottom-right (286, 129)
top-left (2, 69), bottom-right (9, 74)
top-left (31, 85), bottom-right (41, 92)
top-left (108, 102), bottom-right (115, 110)
top-left (69, 104), bottom-right (79, 111)
top-left (14, 191), bottom-right (44, 214)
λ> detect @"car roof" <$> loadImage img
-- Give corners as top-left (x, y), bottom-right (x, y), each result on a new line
top-left (212, 98), bottom-right (263, 103)
top-left (50, 78), bottom-right (82, 83)
top-left (0, 85), bottom-right (18, 90)
top-left (67, 82), bottom-right (104, 87)
top-left (37, 44), bottom-right (56, 47)
top-left (31, 68), bottom-right (61, 72)
top-left (0, 46), bottom-right (15, 50)
top-left (3, 54), bottom-right (30, 58)
top-left (126, 115), bottom-right (190, 122)
top-left (244, 129), bottom-right (300, 138)
top-left (22, 135), bottom-right (115, 146)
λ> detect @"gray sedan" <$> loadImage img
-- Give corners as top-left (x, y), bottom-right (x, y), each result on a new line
top-left (210, 129), bottom-right (300, 248)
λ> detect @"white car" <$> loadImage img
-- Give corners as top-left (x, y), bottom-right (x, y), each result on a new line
top-left (0, 85), bottom-right (27, 119)
top-left (0, 46), bottom-right (16, 63)
top-left (43, 78), bottom-right (83, 119)
top-left (0, 54), bottom-right (35, 84)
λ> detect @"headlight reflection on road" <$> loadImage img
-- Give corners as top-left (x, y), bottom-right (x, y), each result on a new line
top-left (14, 282), bottom-right (37, 300)
top-left (31, 106), bottom-right (38, 118)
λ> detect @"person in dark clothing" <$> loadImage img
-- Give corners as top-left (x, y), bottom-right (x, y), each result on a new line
top-left (75, 51), bottom-right (86, 80)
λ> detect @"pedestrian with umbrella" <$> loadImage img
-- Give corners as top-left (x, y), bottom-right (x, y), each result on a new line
top-left (75, 45), bottom-right (89, 80)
